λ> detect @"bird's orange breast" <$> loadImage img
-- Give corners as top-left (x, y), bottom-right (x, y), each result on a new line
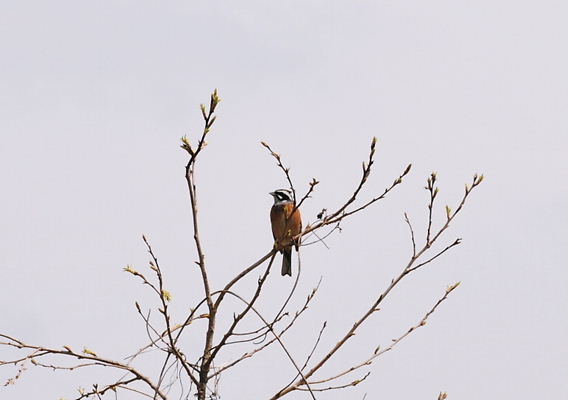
top-left (270, 202), bottom-right (302, 249)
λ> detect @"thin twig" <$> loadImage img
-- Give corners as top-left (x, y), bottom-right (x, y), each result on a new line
top-left (406, 238), bottom-right (461, 273)
top-left (72, 377), bottom-right (141, 400)
top-left (285, 321), bottom-right (327, 388)
top-left (307, 283), bottom-right (461, 385)
top-left (206, 254), bottom-right (276, 366)
top-left (0, 336), bottom-right (166, 399)
top-left (222, 290), bottom-right (317, 400)
top-left (297, 372), bottom-right (371, 392)
top-left (261, 141), bottom-right (298, 203)
top-left (209, 281), bottom-right (321, 379)
top-left (425, 172), bottom-right (438, 245)
top-left (142, 235), bottom-right (200, 392)
top-left (404, 212), bottom-right (416, 257)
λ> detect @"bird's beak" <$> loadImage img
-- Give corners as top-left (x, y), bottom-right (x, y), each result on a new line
top-left (269, 192), bottom-right (275, 196)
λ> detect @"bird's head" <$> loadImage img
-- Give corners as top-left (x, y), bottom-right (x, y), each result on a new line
top-left (269, 189), bottom-right (294, 205)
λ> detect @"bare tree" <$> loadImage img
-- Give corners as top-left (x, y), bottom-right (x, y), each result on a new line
top-left (1, 90), bottom-right (483, 400)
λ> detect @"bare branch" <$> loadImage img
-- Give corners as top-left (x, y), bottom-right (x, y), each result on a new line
top-left (221, 291), bottom-right (317, 400)
top-left (308, 283), bottom-right (461, 385)
top-left (283, 321), bottom-right (327, 389)
top-left (206, 254), bottom-right (276, 368)
top-left (0, 336), bottom-right (166, 399)
top-left (406, 238), bottom-right (462, 273)
top-left (261, 141), bottom-right (297, 203)
top-left (210, 282), bottom-right (321, 379)
top-left (425, 172), bottom-right (439, 245)
top-left (72, 377), bottom-right (141, 400)
top-left (324, 163), bottom-right (412, 226)
top-left (181, 90), bottom-right (222, 399)
top-left (404, 212), bottom-right (417, 257)
top-left (141, 235), bottom-right (200, 391)
top-left (302, 158), bottom-right (412, 239)
top-left (297, 372), bottom-right (371, 392)
top-left (213, 249), bottom-right (276, 310)
top-left (326, 136), bottom-right (379, 221)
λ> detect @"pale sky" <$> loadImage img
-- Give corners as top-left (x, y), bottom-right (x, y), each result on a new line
top-left (1, 1), bottom-right (567, 399)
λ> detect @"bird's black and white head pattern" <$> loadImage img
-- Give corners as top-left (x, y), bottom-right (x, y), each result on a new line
top-left (270, 189), bottom-right (294, 205)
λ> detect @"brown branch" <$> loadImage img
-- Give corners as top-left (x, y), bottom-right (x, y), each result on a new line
top-left (406, 238), bottom-right (461, 273)
top-left (213, 249), bottom-right (276, 310)
top-left (221, 290), bottom-right (317, 400)
top-left (425, 172), bottom-right (439, 245)
top-left (285, 321), bottom-right (327, 388)
top-left (141, 235), bottom-right (200, 392)
top-left (301, 158), bottom-right (412, 239)
top-left (29, 358), bottom-right (102, 371)
top-left (205, 254), bottom-right (276, 368)
top-left (295, 177), bottom-right (320, 211)
top-left (186, 163), bottom-right (211, 309)
top-left (261, 142), bottom-right (319, 235)
top-left (261, 141), bottom-right (297, 202)
top-left (209, 282), bottom-right (321, 379)
top-left (122, 249), bottom-right (281, 394)
top-left (297, 372), bottom-right (371, 392)
top-left (138, 250), bottom-right (275, 354)
top-left (229, 312), bottom-right (287, 339)
top-left (432, 174), bottom-right (484, 245)
top-left (206, 253), bottom-right (304, 380)
top-left (222, 247), bottom-right (309, 358)
top-left (301, 222), bottom-right (341, 247)
top-left (205, 249), bottom-right (300, 351)
top-left (123, 264), bottom-right (160, 296)
top-left (326, 137), bottom-right (379, 221)
top-left (307, 283), bottom-right (461, 386)
top-left (404, 212), bottom-right (417, 257)
top-left (305, 138), bottom-right (411, 233)
top-left (135, 306), bottom-right (168, 353)
top-left (73, 377), bottom-right (141, 400)
top-left (180, 90), bottom-right (221, 400)
top-left (125, 307), bottom-right (209, 365)
top-left (271, 173), bottom-right (482, 398)
top-left (0, 336), bottom-right (166, 399)
top-left (324, 163), bottom-right (412, 226)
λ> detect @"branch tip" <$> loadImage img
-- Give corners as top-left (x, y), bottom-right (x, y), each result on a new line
top-left (446, 281), bottom-right (461, 294)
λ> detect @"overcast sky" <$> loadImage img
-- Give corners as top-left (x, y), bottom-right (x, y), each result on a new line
top-left (1, 1), bottom-right (566, 399)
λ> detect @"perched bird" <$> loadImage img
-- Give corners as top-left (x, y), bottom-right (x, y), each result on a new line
top-left (269, 189), bottom-right (302, 276)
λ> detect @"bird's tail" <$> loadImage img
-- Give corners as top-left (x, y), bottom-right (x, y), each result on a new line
top-left (281, 248), bottom-right (292, 276)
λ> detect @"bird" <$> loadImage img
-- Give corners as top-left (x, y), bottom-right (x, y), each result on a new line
top-left (269, 189), bottom-right (302, 276)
